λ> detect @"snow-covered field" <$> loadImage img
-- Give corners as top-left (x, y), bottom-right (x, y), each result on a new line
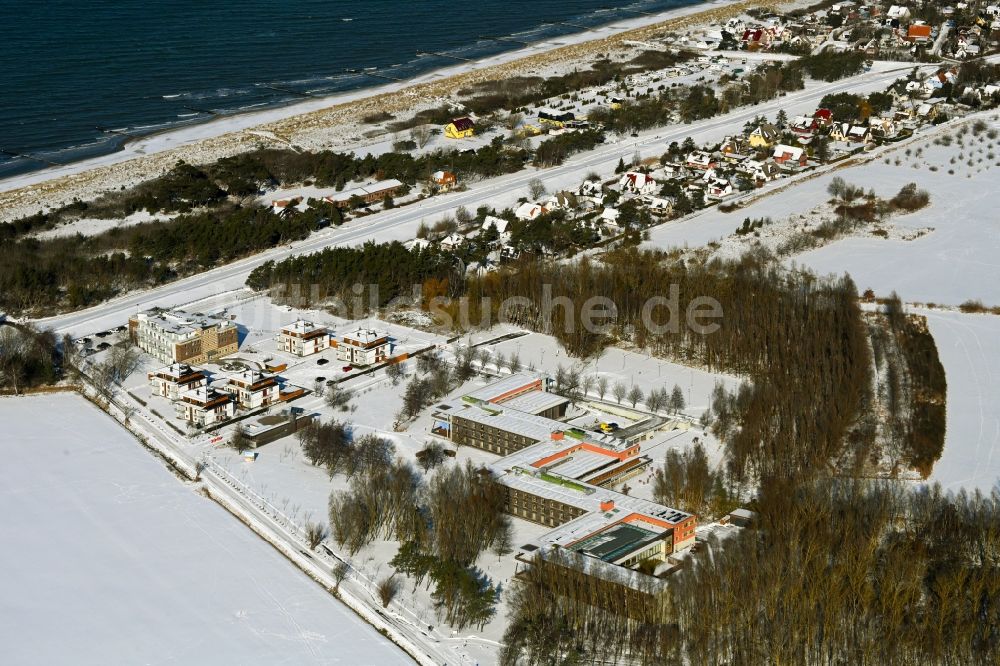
top-left (922, 309), bottom-right (1000, 494)
top-left (0, 394), bottom-right (410, 666)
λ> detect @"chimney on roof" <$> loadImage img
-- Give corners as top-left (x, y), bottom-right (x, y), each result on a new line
top-left (600, 499), bottom-right (615, 512)
top-left (551, 431), bottom-right (564, 441)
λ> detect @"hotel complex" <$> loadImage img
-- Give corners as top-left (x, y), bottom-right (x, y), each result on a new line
top-left (129, 309), bottom-right (239, 364)
top-left (432, 373), bottom-right (696, 590)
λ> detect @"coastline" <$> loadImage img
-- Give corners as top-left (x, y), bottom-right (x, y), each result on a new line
top-left (0, 0), bottom-right (782, 221)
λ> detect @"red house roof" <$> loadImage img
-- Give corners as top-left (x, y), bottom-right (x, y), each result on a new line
top-left (907, 24), bottom-right (932, 39)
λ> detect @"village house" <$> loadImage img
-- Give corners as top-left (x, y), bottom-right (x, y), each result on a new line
top-left (772, 144), bottom-right (808, 167)
top-left (740, 159), bottom-right (781, 185)
top-left (323, 179), bottom-right (403, 209)
top-left (790, 115), bottom-right (817, 136)
top-left (661, 162), bottom-right (692, 180)
top-left (337, 328), bottom-right (390, 366)
top-left (643, 196), bottom-right (675, 216)
top-left (686, 150), bottom-right (717, 170)
top-left (748, 123), bottom-right (780, 148)
top-left (547, 191), bottom-right (580, 211)
top-left (223, 370), bottom-right (280, 410)
top-left (906, 22), bottom-right (933, 42)
top-left (706, 177), bottom-right (734, 199)
top-left (271, 196), bottom-right (305, 216)
top-left (721, 135), bottom-right (752, 156)
top-left (537, 108), bottom-right (576, 127)
top-left (515, 202), bottom-right (549, 221)
top-left (179, 385), bottom-right (235, 427)
top-left (129, 309), bottom-right (239, 365)
top-left (148, 363), bottom-right (208, 401)
top-left (431, 170), bottom-right (457, 191)
top-left (277, 319), bottom-right (330, 357)
top-left (444, 117), bottom-right (475, 139)
top-left (440, 232), bottom-right (466, 252)
top-left (481, 215), bottom-right (510, 237)
top-left (619, 171), bottom-right (658, 195)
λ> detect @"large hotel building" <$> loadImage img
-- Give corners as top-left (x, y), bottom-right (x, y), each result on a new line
top-left (129, 309), bottom-right (239, 365)
top-left (431, 373), bottom-right (696, 591)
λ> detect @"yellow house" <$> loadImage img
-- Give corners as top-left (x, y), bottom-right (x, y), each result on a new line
top-left (444, 117), bottom-right (475, 139)
top-left (748, 123), bottom-right (779, 148)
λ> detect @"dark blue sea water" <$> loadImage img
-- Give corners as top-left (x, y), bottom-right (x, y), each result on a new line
top-left (0, 0), bottom-right (701, 180)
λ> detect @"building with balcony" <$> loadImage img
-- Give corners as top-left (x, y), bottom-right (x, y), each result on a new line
top-left (178, 386), bottom-right (235, 427)
top-left (223, 370), bottom-right (280, 410)
top-left (148, 363), bottom-right (208, 401)
top-left (128, 309), bottom-right (238, 365)
top-left (277, 320), bottom-right (330, 357)
top-left (336, 328), bottom-right (390, 366)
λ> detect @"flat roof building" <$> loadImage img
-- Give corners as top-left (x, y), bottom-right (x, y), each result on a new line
top-left (431, 373), bottom-right (696, 588)
top-left (148, 363), bottom-right (208, 401)
top-left (129, 309), bottom-right (238, 365)
top-left (277, 319), bottom-right (330, 357)
top-left (336, 328), bottom-right (389, 367)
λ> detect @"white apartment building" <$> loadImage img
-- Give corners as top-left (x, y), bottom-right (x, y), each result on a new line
top-left (277, 319), bottom-right (330, 357)
top-left (336, 328), bottom-right (390, 366)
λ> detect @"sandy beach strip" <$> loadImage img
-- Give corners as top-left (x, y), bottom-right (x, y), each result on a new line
top-left (0, 0), bottom-right (785, 222)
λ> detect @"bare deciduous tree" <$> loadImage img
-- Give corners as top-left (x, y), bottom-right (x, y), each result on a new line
top-left (377, 574), bottom-right (401, 608)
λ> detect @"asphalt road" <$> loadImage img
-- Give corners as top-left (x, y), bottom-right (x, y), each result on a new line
top-left (35, 63), bottom-right (921, 338)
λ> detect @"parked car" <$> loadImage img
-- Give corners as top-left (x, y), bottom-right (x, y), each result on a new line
top-left (316, 358), bottom-right (329, 365)
top-left (342, 365), bottom-right (353, 372)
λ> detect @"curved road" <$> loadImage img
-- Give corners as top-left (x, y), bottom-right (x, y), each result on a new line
top-left (36, 63), bottom-right (921, 338)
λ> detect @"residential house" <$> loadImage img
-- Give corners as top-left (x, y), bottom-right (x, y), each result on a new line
top-left (619, 171), bottom-right (658, 195)
top-left (813, 108), bottom-right (833, 127)
top-left (706, 177), bottom-right (734, 199)
top-left (224, 370), bottom-right (280, 410)
top-left (271, 196), bottom-right (304, 216)
top-left (772, 144), bottom-right (808, 166)
top-left (444, 117), bottom-right (475, 139)
top-left (644, 196), bottom-right (675, 215)
top-left (887, 5), bottom-right (911, 20)
top-left (686, 150), bottom-right (717, 170)
top-left (748, 123), bottom-right (780, 148)
top-left (440, 232), bottom-right (466, 252)
top-left (790, 115), bottom-right (817, 136)
top-left (547, 191), bottom-right (580, 211)
top-left (277, 319), bottom-right (330, 357)
top-left (740, 159), bottom-right (781, 185)
top-left (179, 386), bottom-right (235, 427)
top-left (601, 207), bottom-right (621, 228)
top-left (515, 202), bottom-right (549, 221)
top-left (148, 363), bottom-right (208, 401)
top-left (431, 170), bottom-right (457, 191)
top-left (537, 108), bottom-right (576, 127)
top-left (661, 162), bottom-right (692, 180)
top-left (906, 23), bottom-right (932, 42)
top-left (481, 215), bottom-right (510, 237)
top-left (323, 179), bottom-right (403, 209)
top-left (337, 328), bottom-right (390, 366)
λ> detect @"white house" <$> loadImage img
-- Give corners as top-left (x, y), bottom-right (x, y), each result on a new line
top-left (515, 202), bottom-right (548, 221)
top-left (887, 5), bottom-right (910, 19)
top-left (481, 215), bottom-right (510, 235)
top-left (337, 328), bottom-right (390, 366)
top-left (706, 178), bottom-right (734, 198)
top-left (277, 319), bottom-right (330, 357)
top-left (224, 370), bottom-right (280, 410)
top-left (440, 232), bottom-right (466, 252)
top-left (618, 171), bottom-right (658, 195)
top-left (179, 386), bottom-right (235, 427)
top-left (772, 144), bottom-right (807, 166)
top-left (148, 363), bottom-right (208, 401)
top-left (686, 151), bottom-right (717, 170)
top-left (601, 207), bottom-right (621, 227)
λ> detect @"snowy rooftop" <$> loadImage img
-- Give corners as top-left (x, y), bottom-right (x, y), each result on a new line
top-left (463, 372), bottom-right (544, 403)
top-left (280, 319), bottom-right (326, 335)
top-left (501, 390), bottom-right (569, 416)
top-left (134, 309), bottom-right (233, 336)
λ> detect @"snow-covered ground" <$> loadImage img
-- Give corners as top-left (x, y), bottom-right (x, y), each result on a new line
top-left (0, 394), bottom-right (411, 666)
top-left (922, 309), bottom-right (1000, 494)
